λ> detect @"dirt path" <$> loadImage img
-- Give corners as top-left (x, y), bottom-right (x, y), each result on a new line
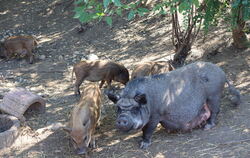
top-left (0, 0), bottom-right (250, 157)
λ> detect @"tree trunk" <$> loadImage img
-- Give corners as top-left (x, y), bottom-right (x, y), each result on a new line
top-left (232, 21), bottom-right (248, 49)
top-left (172, 42), bottom-right (191, 67)
top-left (232, 1), bottom-right (249, 49)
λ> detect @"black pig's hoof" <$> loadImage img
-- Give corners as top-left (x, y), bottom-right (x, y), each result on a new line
top-left (204, 122), bottom-right (216, 130)
top-left (140, 140), bottom-right (151, 149)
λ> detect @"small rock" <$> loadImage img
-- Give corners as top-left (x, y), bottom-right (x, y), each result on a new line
top-left (18, 78), bottom-right (24, 83)
top-left (74, 51), bottom-right (80, 55)
top-left (55, 150), bottom-right (61, 153)
top-left (89, 49), bottom-right (95, 53)
top-left (243, 129), bottom-right (249, 133)
top-left (87, 54), bottom-right (99, 60)
top-left (38, 93), bottom-right (48, 98)
top-left (58, 55), bottom-right (63, 61)
top-left (39, 55), bottom-right (46, 60)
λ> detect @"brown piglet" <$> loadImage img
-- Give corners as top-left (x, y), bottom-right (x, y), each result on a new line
top-left (64, 83), bottom-right (102, 155)
top-left (131, 61), bottom-right (174, 79)
top-left (72, 60), bottom-right (129, 95)
top-left (0, 35), bottom-right (37, 64)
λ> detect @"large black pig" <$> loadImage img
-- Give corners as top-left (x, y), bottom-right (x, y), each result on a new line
top-left (106, 61), bottom-right (241, 149)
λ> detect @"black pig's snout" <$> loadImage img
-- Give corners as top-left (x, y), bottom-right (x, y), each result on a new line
top-left (116, 115), bottom-right (133, 131)
top-left (117, 118), bottom-right (128, 126)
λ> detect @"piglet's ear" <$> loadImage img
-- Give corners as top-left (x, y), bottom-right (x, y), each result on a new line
top-left (134, 93), bottom-right (147, 105)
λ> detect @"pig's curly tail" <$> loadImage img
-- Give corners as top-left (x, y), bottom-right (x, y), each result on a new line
top-left (226, 79), bottom-right (241, 106)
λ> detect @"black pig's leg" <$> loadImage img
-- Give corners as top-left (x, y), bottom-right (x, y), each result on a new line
top-left (204, 95), bottom-right (221, 130)
top-left (140, 119), bottom-right (159, 149)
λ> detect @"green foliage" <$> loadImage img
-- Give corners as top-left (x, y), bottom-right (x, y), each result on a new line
top-left (73, 0), bottom-right (104, 23)
top-left (105, 16), bottom-right (113, 26)
top-left (178, 1), bottom-right (192, 13)
top-left (103, 0), bottom-right (110, 8)
top-left (73, 0), bottom-right (151, 26)
top-left (203, 0), bottom-right (222, 32)
top-left (73, 0), bottom-right (250, 32)
top-left (231, 0), bottom-right (250, 26)
top-left (128, 10), bottom-right (135, 20)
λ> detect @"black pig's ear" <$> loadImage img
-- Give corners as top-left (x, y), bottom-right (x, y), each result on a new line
top-left (104, 89), bottom-right (120, 104)
top-left (107, 93), bottom-right (120, 104)
top-left (134, 93), bottom-right (147, 105)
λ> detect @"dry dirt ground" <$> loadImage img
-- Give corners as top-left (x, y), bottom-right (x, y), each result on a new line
top-left (0, 0), bottom-right (250, 158)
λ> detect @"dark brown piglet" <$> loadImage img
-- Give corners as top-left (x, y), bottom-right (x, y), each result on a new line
top-left (72, 60), bottom-right (129, 95)
top-left (0, 35), bottom-right (37, 64)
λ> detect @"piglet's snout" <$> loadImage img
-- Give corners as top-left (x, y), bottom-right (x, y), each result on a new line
top-left (116, 115), bottom-right (133, 131)
top-left (76, 147), bottom-right (88, 155)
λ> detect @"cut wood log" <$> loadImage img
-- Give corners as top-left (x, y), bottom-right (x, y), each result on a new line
top-left (0, 88), bottom-right (46, 120)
